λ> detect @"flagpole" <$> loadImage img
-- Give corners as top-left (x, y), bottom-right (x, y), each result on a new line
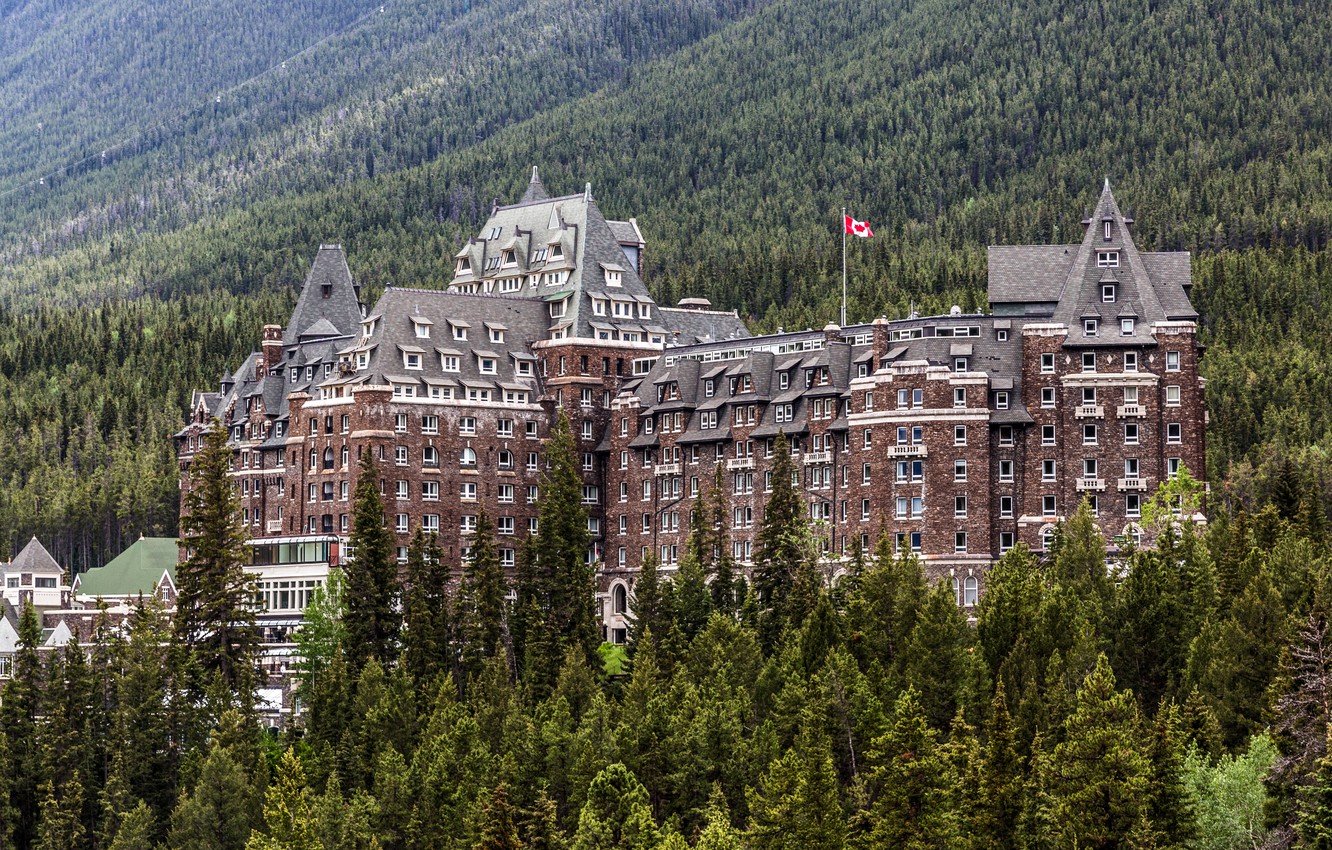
top-left (841, 206), bottom-right (847, 327)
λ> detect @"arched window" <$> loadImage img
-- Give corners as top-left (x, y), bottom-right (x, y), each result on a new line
top-left (323, 447), bottom-right (335, 470)
top-left (460, 447), bottom-right (477, 467)
top-left (340, 445), bottom-right (349, 468)
top-left (1124, 523), bottom-right (1143, 546)
top-left (964, 576), bottom-right (979, 607)
top-left (423, 446), bottom-right (439, 467)
top-left (612, 584), bottom-right (628, 615)
top-left (309, 449), bottom-right (317, 469)
top-left (1040, 524), bottom-right (1055, 550)
top-left (951, 575), bottom-right (961, 605)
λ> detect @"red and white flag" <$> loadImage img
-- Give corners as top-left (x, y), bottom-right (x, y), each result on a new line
top-left (844, 214), bottom-right (873, 238)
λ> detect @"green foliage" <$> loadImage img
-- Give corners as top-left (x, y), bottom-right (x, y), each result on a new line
top-left (1182, 734), bottom-right (1276, 850)
top-left (345, 451), bottom-right (400, 670)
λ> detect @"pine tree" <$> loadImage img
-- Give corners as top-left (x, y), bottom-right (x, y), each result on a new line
top-left (903, 580), bottom-right (971, 730)
top-left (516, 411), bottom-right (596, 691)
top-left (167, 739), bottom-right (257, 850)
top-left (746, 729), bottom-right (845, 850)
top-left (1037, 655), bottom-right (1153, 850)
top-left (752, 432), bottom-right (806, 649)
top-left (857, 688), bottom-right (957, 850)
top-left (626, 554), bottom-right (669, 654)
top-left (2, 601), bottom-right (43, 850)
top-left (458, 509), bottom-right (508, 684)
top-left (475, 784), bottom-right (524, 850)
top-left (519, 792), bottom-right (566, 850)
top-left (107, 801), bottom-right (156, 850)
top-left (672, 547), bottom-right (714, 645)
top-left (403, 527), bottom-right (451, 689)
top-left (1144, 704), bottom-right (1198, 850)
top-left (246, 748), bottom-right (319, 850)
top-left (974, 681), bottom-right (1022, 850)
top-left (115, 593), bottom-right (179, 829)
top-left (706, 466), bottom-right (739, 617)
top-left (344, 450), bottom-right (400, 670)
top-left (176, 419), bottom-right (260, 696)
top-left (1048, 499), bottom-right (1114, 630)
top-left (570, 763), bottom-right (659, 850)
top-left (843, 542), bottom-right (926, 678)
top-left (975, 544), bottom-right (1043, 679)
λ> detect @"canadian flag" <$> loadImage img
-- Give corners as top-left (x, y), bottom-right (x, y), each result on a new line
top-left (844, 214), bottom-right (873, 238)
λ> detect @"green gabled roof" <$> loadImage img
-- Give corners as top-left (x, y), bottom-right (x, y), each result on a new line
top-left (76, 537), bottom-right (178, 599)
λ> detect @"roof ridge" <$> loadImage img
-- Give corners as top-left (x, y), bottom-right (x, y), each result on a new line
top-left (382, 286), bottom-right (541, 303)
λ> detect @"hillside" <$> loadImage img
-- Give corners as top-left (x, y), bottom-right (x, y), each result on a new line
top-left (2, 0), bottom-right (1332, 564)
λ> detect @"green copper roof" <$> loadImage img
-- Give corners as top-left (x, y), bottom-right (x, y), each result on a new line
top-left (76, 537), bottom-right (178, 599)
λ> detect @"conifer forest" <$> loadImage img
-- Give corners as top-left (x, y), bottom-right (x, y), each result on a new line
top-left (5, 0), bottom-right (1332, 844)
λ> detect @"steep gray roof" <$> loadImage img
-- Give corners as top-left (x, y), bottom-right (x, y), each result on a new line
top-left (284, 245), bottom-right (364, 347)
top-left (449, 182), bottom-right (660, 341)
top-left (987, 245), bottom-right (1073, 308)
top-left (10, 537), bottom-right (60, 573)
top-left (349, 288), bottom-right (548, 396)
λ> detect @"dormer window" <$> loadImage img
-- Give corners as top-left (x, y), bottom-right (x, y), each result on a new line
top-left (606, 270), bottom-right (622, 287)
top-left (704, 379), bottom-right (715, 397)
top-left (414, 320), bottom-right (431, 339)
top-left (479, 357), bottom-right (497, 375)
top-left (638, 303), bottom-right (651, 319)
top-left (516, 360), bottom-right (532, 377)
top-left (532, 248), bottom-right (548, 263)
top-left (1103, 220), bottom-right (1113, 241)
top-left (1084, 319), bottom-right (1099, 336)
top-left (550, 243), bottom-right (563, 259)
top-left (1121, 318), bottom-right (1135, 336)
top-left (356, 352), bottom-right (369, 369)
top-left (1097, 251), bottom-right (1119, 268)
top-left (612, 300), bottom-right (632, 318)
top-left (441, 355), bottom-right (460, 372)
top-left (1102, 284), bottom-right (1116, 302)
top-left (484, 256), bottom-right (502, 271)
top-left (321, 284), bottom-right (332, 299)
top-left (779, 372), bottom-right (790, 390)
top-left (403, 351), bottom-right (423, 370)
top-left (362, 317), bottom-right (378, 337)
top-left (592, 298), bottom-right (606, 316)
top-left (550, 298), bottom-right (568, 319)
top-left (451, 322), bottom-right (468, 341)
top-left (501, 250), bottom-right (516, 267)
top-left (455, 257), bottom-right (471, 274)
top-left (487, 226), bottom-right (502, 240)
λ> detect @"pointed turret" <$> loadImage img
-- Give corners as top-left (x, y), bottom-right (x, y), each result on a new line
top-left (284, 245), bottom-right (364, 346)
top-left (519, 166), bottom-right (549, 204)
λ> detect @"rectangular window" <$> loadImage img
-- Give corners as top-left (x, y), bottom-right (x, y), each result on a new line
top-left (955, 532), bottom-right (968, 553)
top-left (1126, 494), bottom-right (1141, 517)
top-left (422, 481), bottom-right (439, 501)
top-left (1000, 532), bottom-right (1015, 552)
top-left (459, 417), bottom-right (476, 435)
top-left (1083, 352), bottom-right (1097, 372)
top-left (1043, 495), bottom-right (1057, 516)
top-left (1125, 352), bottom-right (1138, 372)
top-left (999, 495), bottom-right (1013, 518)
top-left (1167, 423), bottom-right (1182, 444)
top-left (953, 387), bottom-right (966, 408)
top-left (1097, 250), bottom-right (1119, 267)
top-left (1084, 458), bottom-right (1098, 477)
top-left (1125, 423), bottom-right (1140, 444)
top-left (999, 425), bottom-right (1014, 446)
top-left (999, 460), bottom-right (1014, 483)
top-left (1102, 284), bottom-right (1116, 302)
top-left (1083, 423), bottom-right (1098, 445)
top-left (1041, 353), bottom-right (1055, 373)
top-left (1124, 458), bottom-right (1140, 478)
top-left (954, 425), bottom-right (967, 446)
top-left (1084, 319), bottom-right (1099, 337)
top-left (1166, 385), bottom-right (1181, 406)
top-left (1042, 459), bottom-right (1056, 481)
top-left (1168, 458), bottom-right (1182, 479)
top-left (1121, 318), bottom-right (1135, 336)
top-left (955, 495), bottom-right (967, 517)
top-left (1166, 351), bottom-right (1181, 371)
top-left (1041, 387), bottom-right (1055, 408)
top-left (995, 392), bottom-right (1009, 410)
top-left (954, 459), bottom-right (967, 482)
top-left (1042, 424), bottom-right (1056, 446)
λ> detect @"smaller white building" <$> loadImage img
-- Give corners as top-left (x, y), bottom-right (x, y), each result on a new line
top-left (1, 537), bottom-right (70, 613)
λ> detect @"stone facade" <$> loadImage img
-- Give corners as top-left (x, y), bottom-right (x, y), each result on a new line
top-left (179, 175), bottom-right (1205, 640)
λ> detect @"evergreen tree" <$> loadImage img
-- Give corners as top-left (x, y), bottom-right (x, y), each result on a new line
top-left (515, 412), bottom-right (595, 691)
top-left (458, 510), bottom-right (508, 684)
top-left (1036, 655), bottom-right (1153, 850)
top-left (1111, 547), bottom-right (1189, 711)
top-left (974, 681), bottom-right (1022, 850)
top-left (519, 792), bottom-right (566, 850)
top-left (569, 763), bottom-right (659, 850)
top-left (246, 748), bottom-right (319, 850)
top-left (107, 801), bottom-right (156, 850)
top-left (475, 784), bottom-right (524, 850)
top-left (903, 580), bottom-right (971, 730)
top-left (746, 729), bottom-right (845, 850)
top-left (345, 450), bottom-right (400, 670)
top-left (1144, 704), bottom-right (1198, 850)
top-left (626, 554), bottom-right (669, 655)
top-left (975, 544), bottom-right (1043, 680)
top-left (1048, 500), bottom-right (1114, 630)
top-left (403, 527), bottom-right (451, 689)
top-left (176, 419), bottom-right (260, 696)
top-left (843, 542), bottom-right (926, 678)
top-left (167, 739), bottom-right (257, 850)
top-left (752, 432), bottom-right (807, 648)
top-left (706, 466), bottom-right (739, 617)
top-left (2, 601), bottom-right (43, 850)
top-left (672, 546), bottom-right (714, 645)
top-left (856, 688), bottom-right (957, 850)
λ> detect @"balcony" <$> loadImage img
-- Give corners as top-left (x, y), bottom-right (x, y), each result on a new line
top-left (726, 457), bottom-right (755, 470)
top-left (886, 444), bottom-right (928, 458)
top-left (654, 463), bottom-right (681, 476)
top-left (803, 451), bottom-right (833, 465)
top-left (1074, 404), bottom-right (1104, 419)
top-left (1118, 477), bottom-right (1148, 491)
top-left (265, 520), bottom-right (283, 534)
top-left (1076, 477), bottom-right (1106, 491)
top-left (1118, 404), bottom-right (1145, 418)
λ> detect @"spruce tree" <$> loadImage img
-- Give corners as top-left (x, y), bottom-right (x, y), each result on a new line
top-left (752, 432), bottom-right (806, 647)
top-left (458, 509), bottom-right (508, 684)
top-left (246, 748), bottom-right (319, 850)
top-left (475, 784), bottom-right (524, 850)
top-left (176, 419), bottom-right (260, 696)
top-left (746, 729), bottom-right (845, 850)
top-left (2, 601), bottom-right (43, 850)
top-left (626, 553), bottom-right (669, 654)
top-left (167, 740), bottom-right (256, 850)
top-left (975, 681), bottom-right (1023, 849)
top-left (403, 527), bottom-right (451, 688)
top-left (570, 763), bottom-right (660, 850)
top-left (902, 580), bottom-right (971, 730)
top-left (707, 466), bottom-right (739, 616)
top-left (843, 541), bottom-right (926, 677)
top-left (344, 450), bottom-right (400, 670)
top-left (517, 411), bottom-right (595, 690)
top-left (1038, 655), bottom-right (1153, 850)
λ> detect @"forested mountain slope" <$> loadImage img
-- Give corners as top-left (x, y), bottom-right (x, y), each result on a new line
top-left (2, 0), bottom-right (1332, 565)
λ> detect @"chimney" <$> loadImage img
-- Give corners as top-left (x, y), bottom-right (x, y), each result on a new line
top-left (823, 321), bottom-right (842, 347)
top-left (261, 324), bottom-right (283, 374)
top-left (871, 316), bottom-right (891, 361)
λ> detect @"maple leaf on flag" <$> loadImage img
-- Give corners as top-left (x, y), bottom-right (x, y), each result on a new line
top-left (844, 214), bottom-right (873, 238)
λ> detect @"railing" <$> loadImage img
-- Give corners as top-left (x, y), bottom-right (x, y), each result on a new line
top-left (265, 520), bottom-right (283, 533)
top-left (1117, 404), bottom-right (1145, 418)
top-left (1117, 477), bottom-right (1148, 491)
top-left (726, 457), bottom-right (755, 470)
top-left (654, 463), bottom-right (681, 476)
top-left (1075, 477), bottom-right (1106, 491)
top-left (803, 451), bottom-right (833, 464)
top-left (1075, 404), bottom-right (1104, 419)
top-left (886, 444), bottom-right (927, 457)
